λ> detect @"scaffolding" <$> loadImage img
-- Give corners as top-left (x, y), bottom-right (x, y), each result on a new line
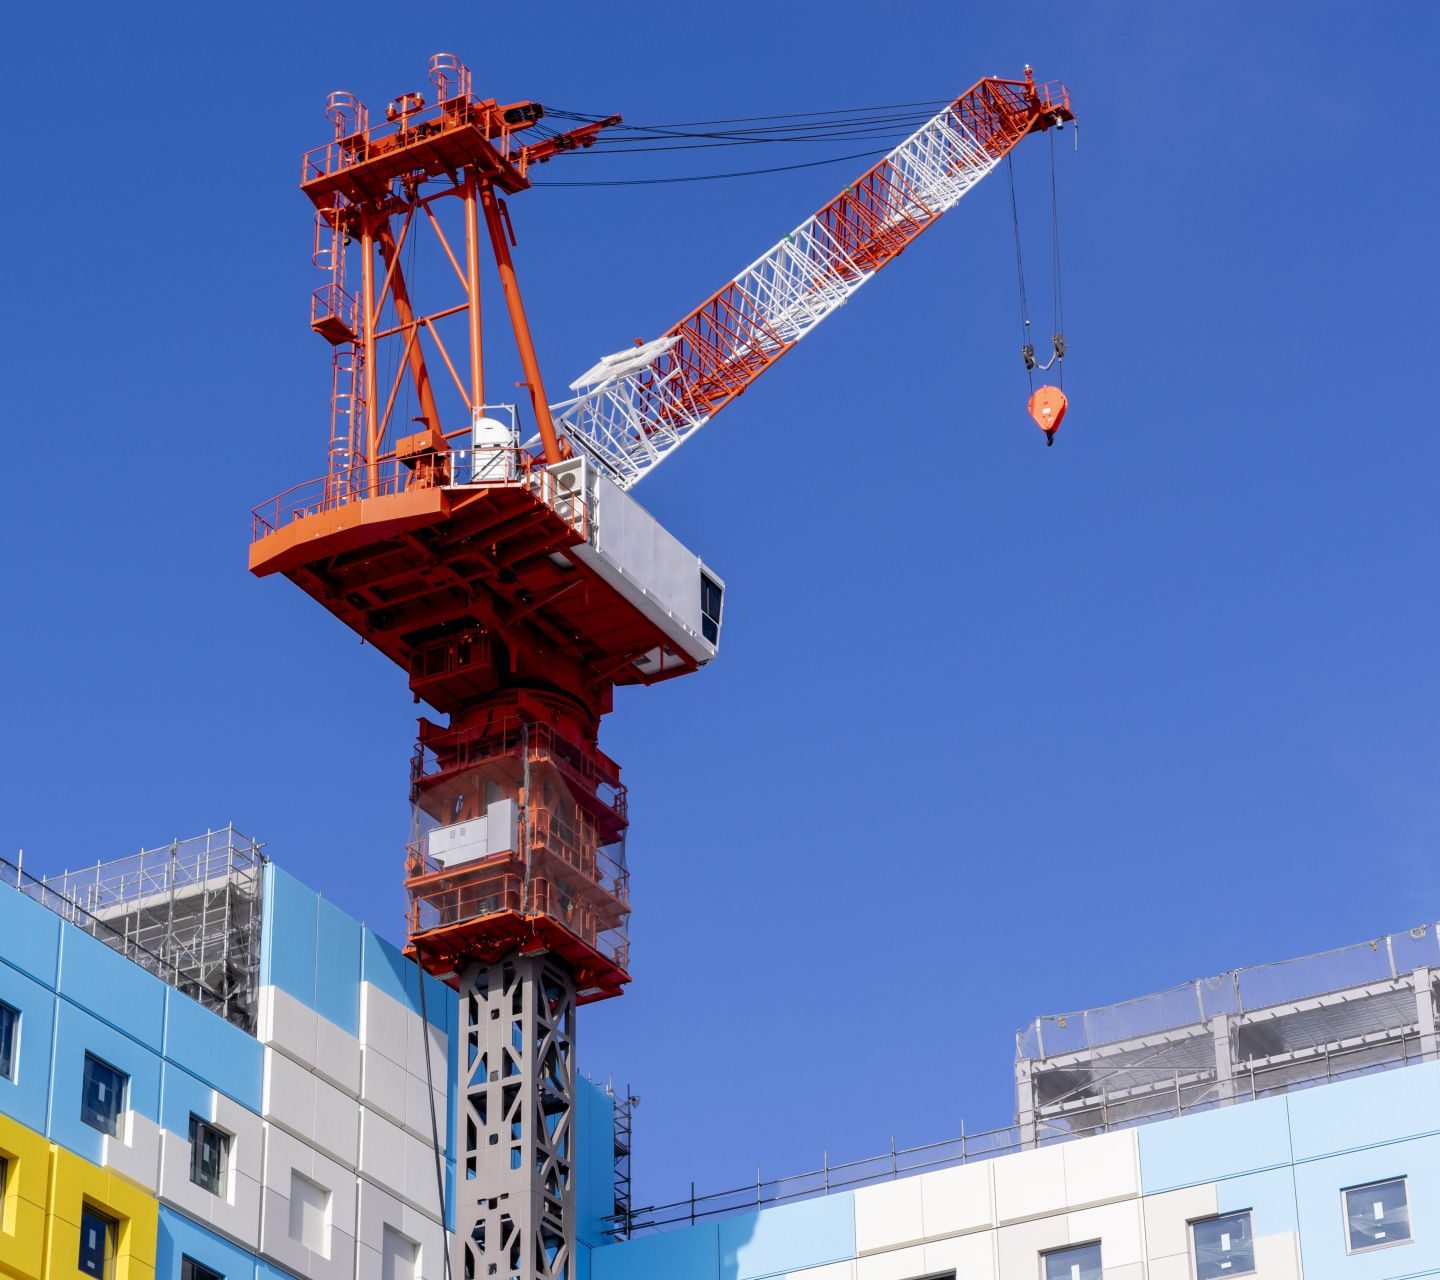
top-left (1, 826), bottom-right (266, 1032)
top-left (1016, 922), bottom-right (1440, 1144)
top-left (607, 1081), bottom-right (637, 1240)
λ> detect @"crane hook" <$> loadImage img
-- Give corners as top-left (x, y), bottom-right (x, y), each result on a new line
top-left (1028, 385), bottom-right (1067, 446)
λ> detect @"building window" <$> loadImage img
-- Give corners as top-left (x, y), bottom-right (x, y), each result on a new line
top-left (1044, 1242), bottom-right (1103, 1280)
top-left (181, 1257), bottom-right (224, 1280)
top-left (289, 1170), bottom-right (330, 1254)
top-left (188, 1115), bottom-right (230, 1196)
top-left (78, 1204), bottom-right (118, 1279)
top-left (1344, 1178), bottom-right (1412, 1252)
top-left (0, 1000), bottom-right (17, 1080)
top-left (80, 1054), bottom-right (128, 1137)
top-left (1192, 1211), bottom-right (1255, 1279)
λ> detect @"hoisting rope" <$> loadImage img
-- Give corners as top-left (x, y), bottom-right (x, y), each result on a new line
top-left (1006, 137), bottom-right (1066, 390)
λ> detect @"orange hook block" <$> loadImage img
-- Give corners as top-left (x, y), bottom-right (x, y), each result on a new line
top-left (1028, 385), bottom-right (1068, 445)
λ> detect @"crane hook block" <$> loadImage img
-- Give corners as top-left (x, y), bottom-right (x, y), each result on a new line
top-left (1028, 385), bottom-right (1068, 446)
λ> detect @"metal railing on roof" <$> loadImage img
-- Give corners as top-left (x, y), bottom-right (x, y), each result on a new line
top-left (613, 1027), bottom-right (1431, 1239)
top-left (1018, 922), bottom-right (1440, 1061)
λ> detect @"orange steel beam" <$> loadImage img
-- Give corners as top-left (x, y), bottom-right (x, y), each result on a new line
top-left (464, 171), bottom-right (484, 409)
top-left (481, 184), bottom-right (562, 463)
top-left (376, 224), bottom-right (443, 436)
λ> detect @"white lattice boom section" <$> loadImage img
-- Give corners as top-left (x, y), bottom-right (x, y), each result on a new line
top-left (549, 71), bottom-right (1072, 489)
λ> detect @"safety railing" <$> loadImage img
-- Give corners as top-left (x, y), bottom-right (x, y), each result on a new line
top-left (528, 808), bottom-right (629, 909)
top-left (311, 281), bottom-right (360, 337)
top-left (616, 1026), bottom-right (1431, 1239)
top-left (412, 719), bottom-right (625, 818)
top-left (0, 846), bottom-right (252, 1025)
top-left (1019, 921), bottom-right (1440, 1060)
top-left (251, 449), bottom-right (587, 543)
top-left (300, 90), bottom-right (512, 187)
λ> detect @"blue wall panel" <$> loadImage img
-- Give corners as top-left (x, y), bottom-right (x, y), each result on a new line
top-left (164, 987), bottom-right (263, 1112)
top-left (1216, 1166), bottom-right (1299, 1236)
top-left (1292, 1134), bottom-right (1440, 1280)
top-left (1139, 1095), bottom-right (1292, 1192)
top-left (157, 1205), bottom-right (260, 1279)
top-left (48, 1001), bottom-right (163, 1163)
top-left (0, 885), bottom-right (61, 986)
top-left (576, 1078), bottom-right (617, 1248)
top-left (0, 958), bottom-right (55, 1135)
top-left (261, 864), bottom-right (318, 1006)
top-left (719, 1192), bottom-right (857, 1280)
top-left (57, 925), bottom-right (167, 1050)
top-left (1287, 1063), bottom-right (1440, 1161)
top-left (592, 1222), bottom-right (719, 1280)
top-left (315, 894), bottom-right (362, 1036)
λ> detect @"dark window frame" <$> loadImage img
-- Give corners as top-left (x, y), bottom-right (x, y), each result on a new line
top-left (80, 1053), bottom-right (128, 1138)
top-left (0, 1000), bottom-right (17, 1080)
top-left (1343, 1177), bottom-right (1413, 1254)
top-left (1190, 1209), bottom-right (1257, 1280)
top-left (188, 1113), bottom-right (231, 1196)
top-left (181, 1256), bottom-right (225, 1280)
top-left (1042, 1240), bottom-right (1104, 1280)
top-left (78, 1202), bottom-right (118, 1279)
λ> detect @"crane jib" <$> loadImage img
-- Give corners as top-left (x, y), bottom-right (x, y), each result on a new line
top-left (551, 70), bottom-right (1073, 488)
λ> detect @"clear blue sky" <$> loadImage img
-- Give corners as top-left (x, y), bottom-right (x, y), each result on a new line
top-left (4, 2), bottom-right (1438, 1209)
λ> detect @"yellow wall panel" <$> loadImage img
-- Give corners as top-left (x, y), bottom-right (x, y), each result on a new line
top-left (0, 1112), bottom-right (160, 1279)
top-left (0, 1113), bottom-right (51, 1278)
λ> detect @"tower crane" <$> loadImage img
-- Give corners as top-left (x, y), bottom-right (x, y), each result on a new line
top-left (249, 53), bottom-right (1072, 1280)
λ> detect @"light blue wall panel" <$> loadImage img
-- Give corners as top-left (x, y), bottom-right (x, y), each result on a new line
top-left (1217, 1166), bottom-right (1299, 1236)
top-left (261, 864), bottom-right (318, 1006)
top-left (578, 1241), bottom-right (593, 1280)
top-left (576, 1078), bottom-right (617, 1248)
top-left (159, 1062), bottom-right (216, 1139)
top-left (57, 925), bottom-right (167, 1051)
top-left (0, 958), bottom-right (56, 1134)
top-left (49, 1001), bottom-right (163, 1162)
top-left (157, 1205), bottom-right (261, 1279)
top-left (315, 894), bottom-right (362, 1036)
top-left (1139, 1096), bottom-right (1292, 1192)
top-left (1291, 1134), bottom-right (1440, 1280)
top-left (0, 885), bottom-right (61, 986)
top-left (592, 1221), bottom-right (720, 1280)
top-left (1287, 1063), bottom-right (1440, 1160)
top-left (719, 1192), bottom-right (857, 1280)
top-left (164, 987), bottom-right (263, 1111)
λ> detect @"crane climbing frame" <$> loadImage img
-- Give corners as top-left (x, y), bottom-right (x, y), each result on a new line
top-left (249, 53), bottom-right (1072, 1280)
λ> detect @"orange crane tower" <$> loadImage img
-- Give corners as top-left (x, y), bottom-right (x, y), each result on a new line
top-left (250, 53), bottom-right (1072, 1280)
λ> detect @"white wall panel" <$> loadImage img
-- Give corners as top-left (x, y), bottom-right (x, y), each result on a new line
top-left (104, 1109), bottom-right (161, 1193)
top-left (921, 1160), bottom-right (995, 1239)
top-left (995, 1145), bottom-right (1068, 1225)
top-left (855, 1178), bottom-right (925, 1253)
top-left (1061, 1131), bottom-right (1139, 1211)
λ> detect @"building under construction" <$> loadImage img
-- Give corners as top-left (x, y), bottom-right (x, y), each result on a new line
top-left (3, 830), bottom-right (1439, 1280)
top-left (2, 50), bottom-right (1437, 1280)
